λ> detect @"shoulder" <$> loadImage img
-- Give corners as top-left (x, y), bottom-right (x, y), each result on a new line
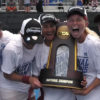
top-left (86, 34), bottom-right (100, 43)
top-left (10, 34), bottom-right (22, 46)
top-left (1, 30), bottom-right (14, 44)
top-left (4, 34), bottom-right (23, 52)
top-left (85, 27), bottom-right (100, 39)
top-left (86, 34), bottom-right (100, 55)
top-left (84, 34), bottom-right (100, 52)
top-left (2, 30), bottom-right (13, 35)
top-left (2, 30), bottom-right (13, 38)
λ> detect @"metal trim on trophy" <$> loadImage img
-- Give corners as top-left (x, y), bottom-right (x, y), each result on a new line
top-left (39, 22), bottom-right (83, 89)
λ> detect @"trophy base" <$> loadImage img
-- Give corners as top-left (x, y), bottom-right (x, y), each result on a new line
top-left (39, 68), bottom-right (83, 89)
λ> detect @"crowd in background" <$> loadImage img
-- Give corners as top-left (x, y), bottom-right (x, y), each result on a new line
top-left (0, 0), bottom-right (99, 12)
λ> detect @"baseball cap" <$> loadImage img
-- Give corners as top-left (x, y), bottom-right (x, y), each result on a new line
top-left (39, 13), bottom-right (57, 25)
top-left (20, 18), bottom-right (43, 44)
top-left (67, 6), bottom-right (87, 19)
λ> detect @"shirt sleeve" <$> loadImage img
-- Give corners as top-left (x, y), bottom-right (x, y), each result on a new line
top-left (1, 45), bottom-right (17, 74)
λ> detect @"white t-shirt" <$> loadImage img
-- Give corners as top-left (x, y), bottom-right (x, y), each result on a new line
top-left (1, 34), bottom-right (38, 93)
top-left (76, 34), bottom-right (100, 100)
top-left (33, 42), bottom-right (76, 100)
top-left (0, 30), bottom-right (13, 68)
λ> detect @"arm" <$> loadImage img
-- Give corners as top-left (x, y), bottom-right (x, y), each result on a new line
top-left (2, 43), bottom-right (42, 89)
top-left (72, 78), bottom-right (100, 95)
top-left (3, 72), bottom-right (42, 89)
top-left (72, 41), bottom-right (100, 95)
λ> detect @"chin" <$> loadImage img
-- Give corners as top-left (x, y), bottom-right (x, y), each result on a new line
top-left (47, 37), bottom-right (54, 41)
top-left (28, 44), bottom-right (34, 49)
top-left (71, 33), bottom-right (79, 38)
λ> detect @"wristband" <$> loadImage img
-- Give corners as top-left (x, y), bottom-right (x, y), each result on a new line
top-left (22, 76), bottom-right (30, 84)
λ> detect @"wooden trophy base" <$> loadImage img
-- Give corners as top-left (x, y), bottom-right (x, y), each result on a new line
top-left (39, 68), bottom-right (83, 89)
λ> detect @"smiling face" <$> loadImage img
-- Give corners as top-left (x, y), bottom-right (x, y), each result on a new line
top-left (42, 21), bottom-right (56, 45)
top-left (67, 14), bottom-right (88, 42)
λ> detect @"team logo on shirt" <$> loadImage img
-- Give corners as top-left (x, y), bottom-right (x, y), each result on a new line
top-left (15, 58), bottom-right (35, 75)
top-left (77, 52), bottom-right (89, 73)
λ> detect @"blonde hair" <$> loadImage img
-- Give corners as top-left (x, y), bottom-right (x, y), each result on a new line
top-left (85, 27), bottom-right (100, 39)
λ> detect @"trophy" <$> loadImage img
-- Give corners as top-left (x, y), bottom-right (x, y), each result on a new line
top-left (39, 22), bottom-right (83, 89)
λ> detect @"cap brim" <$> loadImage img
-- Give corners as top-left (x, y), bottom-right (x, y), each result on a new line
top-left (42, 19), bottom-right (57, 24)
top-left (24, 35), bottom-right (43, 44)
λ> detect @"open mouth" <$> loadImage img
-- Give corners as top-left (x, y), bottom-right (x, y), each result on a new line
top-left (72, 28), bottom-right (79, 32)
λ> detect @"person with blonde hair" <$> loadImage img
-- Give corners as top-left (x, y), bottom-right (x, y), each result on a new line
top-left (67, 6), bottom-right (100, 100)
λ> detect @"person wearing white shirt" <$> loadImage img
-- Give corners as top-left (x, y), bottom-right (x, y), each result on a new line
top-left (0, 18), bottom-right (42, 100)
top-left (67, 6), bottom-right (100, 100)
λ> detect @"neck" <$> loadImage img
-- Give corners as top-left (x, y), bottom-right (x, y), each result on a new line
top-left (44, 39), bottom-right (52, 46)
top-left (23, 40), bottom-right (34, 49)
